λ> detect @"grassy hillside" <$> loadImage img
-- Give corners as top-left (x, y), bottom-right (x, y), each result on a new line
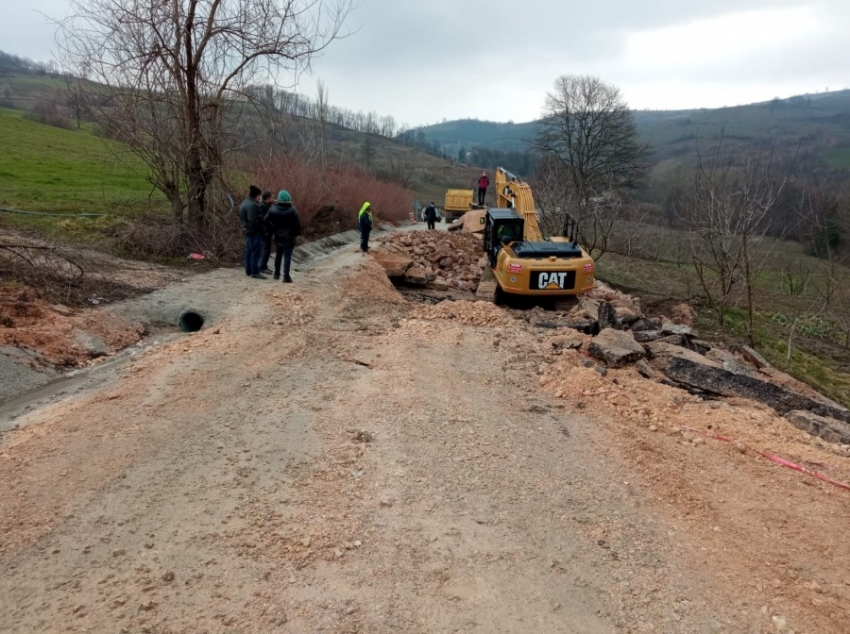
top-left (0, 107), bottom-right (166, 216)
top-left (0, 82), bottom-right (474, 237)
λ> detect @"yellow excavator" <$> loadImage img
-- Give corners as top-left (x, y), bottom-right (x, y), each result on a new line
top-left (476, 167), bottom-right (596, 302)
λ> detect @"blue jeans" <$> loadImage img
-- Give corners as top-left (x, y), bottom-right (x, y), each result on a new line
top-left (274, 243), bottom-right (295, 278)
top-left (260, 234), bottom-right (272, 270)
top-left (360, 228), bottom-right (371, 252)
top-left (244, 234), bottom-right (263, 275)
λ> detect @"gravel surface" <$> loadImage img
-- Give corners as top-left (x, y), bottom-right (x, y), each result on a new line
top-left (1, 228), bottom-right (849, 633)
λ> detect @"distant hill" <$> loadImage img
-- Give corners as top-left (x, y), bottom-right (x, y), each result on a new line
top-left (417, 90), bottom-right (850, 175)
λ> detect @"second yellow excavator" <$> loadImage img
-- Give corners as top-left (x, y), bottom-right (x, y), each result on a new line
top-left (475, 167), bottom-right (596, 302)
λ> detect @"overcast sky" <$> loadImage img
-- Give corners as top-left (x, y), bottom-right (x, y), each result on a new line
top-left (4, 0), bottom-right (848, 127)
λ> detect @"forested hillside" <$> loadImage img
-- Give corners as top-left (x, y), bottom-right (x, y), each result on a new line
top-left (417, 90), bottom-right (850, 176)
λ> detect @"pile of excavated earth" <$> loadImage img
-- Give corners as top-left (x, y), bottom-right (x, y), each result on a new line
top-left (384, 256), bottom-right (850, 454)
top-left (369, 231), bottom-right (850, 448)
top-left (370, 231), bottom-right (484, 293)
top-left (555, 287), bottom-right (850, 448)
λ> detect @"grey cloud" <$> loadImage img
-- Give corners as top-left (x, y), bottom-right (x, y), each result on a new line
top-left (2, 0), bottom-right (846, 124)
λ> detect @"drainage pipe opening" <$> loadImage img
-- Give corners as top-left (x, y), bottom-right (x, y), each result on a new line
top-left (178, 310), bottom-right (205, 332)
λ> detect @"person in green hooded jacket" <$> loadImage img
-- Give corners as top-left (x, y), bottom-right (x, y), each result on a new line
top-left (358, 202), bottom-right (373, 252)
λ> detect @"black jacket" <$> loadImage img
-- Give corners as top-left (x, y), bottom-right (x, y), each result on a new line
top-left (424, 205), bottom-right (437, 221)
top-left (266, 203), bottom-right (302, 247)
top-left (239, 197), bottom-right (263, 236)
top-left (258, 201), bottom-right (273, 236)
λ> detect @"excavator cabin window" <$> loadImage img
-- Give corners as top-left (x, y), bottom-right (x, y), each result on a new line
top-left (496, 221), bottom-right (522, 244)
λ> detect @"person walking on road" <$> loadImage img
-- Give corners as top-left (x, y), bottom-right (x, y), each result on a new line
top-left (258, 190), bottom-right (275, 274)
top-left (423, 201), bottom-right (438, 230)
top-left (477, 171), bottom-right (490, 206)
top-left (265, 190), bottom-right (302, 283)
top-left (358, 202), bottom-right (373, 253)
top-left (239, 185), bottom-right (266, 279)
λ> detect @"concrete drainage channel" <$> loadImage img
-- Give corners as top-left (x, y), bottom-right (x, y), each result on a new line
top-left (0, 333), bottom-right (184, 432)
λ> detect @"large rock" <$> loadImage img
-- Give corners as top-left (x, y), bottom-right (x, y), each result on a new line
top-left (784, 410), bottom-right (850, 445)
top-left (577, 297), bottom-right (600, 322)
top-left (730, 344), bottom-right (772, 370)
top-left (665, 356), bottom-right (850, 423)
top-left (661, 321), bottom-right (698, 338)
top-left (72, 331), bottom-right (109, 358)
top-left (588, 328), bottom-right (646, 368)
top-left (646, 341), bottom-right (720, 373)
top-left (612, 304), bottom-right (641, 328)
top-left (631, 317), bottom-right (662, 332)
top-left (403, 266), bottom-right (435, 285)
top-left (462, 210), bottom-right (486, 233)
top-left (706, 348), bottom-right (756, 375)
top-left (371, 249), bottom-right (413, 278)
top-left (633, 330), bottom-right (664, 343)
top-left (598, 301), bottom-right (618, 330)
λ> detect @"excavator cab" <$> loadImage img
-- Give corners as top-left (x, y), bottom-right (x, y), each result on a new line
top-left (484, 209), bottom-right (524, 266)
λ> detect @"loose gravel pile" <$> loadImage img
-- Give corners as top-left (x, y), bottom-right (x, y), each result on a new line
top-left (381, 232), bottom-right (484, 292)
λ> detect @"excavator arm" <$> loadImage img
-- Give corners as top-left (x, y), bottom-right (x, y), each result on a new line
top-left (494, 167), bottom-right (543, 242)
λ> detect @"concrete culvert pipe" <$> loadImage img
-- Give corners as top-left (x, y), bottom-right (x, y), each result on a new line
top-left (178, 310), bottom-right (205, 333)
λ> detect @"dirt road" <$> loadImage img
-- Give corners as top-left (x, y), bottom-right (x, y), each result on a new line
top-left (1, 233), bottom-right (849, 633)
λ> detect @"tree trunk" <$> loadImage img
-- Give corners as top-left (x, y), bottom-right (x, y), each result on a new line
top-left (743, 232), bottom-right (755, 346)
top-left (170, 194), bottom-right (184, 221)
top-left (186, 152), bottom-right (207, 229)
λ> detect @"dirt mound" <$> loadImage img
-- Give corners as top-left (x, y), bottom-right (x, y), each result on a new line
top-left (0, 284), bottom-right (145, 368)
top-left (585, 280), bottom-right (642, 317)
top-left (409, 299), bottom-right (511, 327)
top-left (380, 232), bottom-right (483, 293)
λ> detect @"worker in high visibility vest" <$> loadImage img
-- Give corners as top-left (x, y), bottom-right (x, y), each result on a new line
top-left (358, 202), bottom-right (373, 253)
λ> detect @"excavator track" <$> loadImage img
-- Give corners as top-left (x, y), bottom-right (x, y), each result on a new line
top-left (475, 267), bottom-right (499, 303)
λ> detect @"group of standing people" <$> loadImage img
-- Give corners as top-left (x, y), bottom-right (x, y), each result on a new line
top-left (239, 173), bottom-right (489, 275)
top-left (239, 185), bottom-right (301, 282)
top-left (240, 185), bottom-right (376, 280)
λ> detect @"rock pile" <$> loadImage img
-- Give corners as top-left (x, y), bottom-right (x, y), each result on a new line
top-left (374, 232), bottom-right (484, 293)
top-left (551, 285), bottom-right (850, 445)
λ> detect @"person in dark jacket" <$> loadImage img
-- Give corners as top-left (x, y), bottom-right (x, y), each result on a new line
top-left (265, 190), bottom-right (302, 282)
top-left (477, 171), bottom-right (490, 206)
top-left (258, 190), bottom-right (275, 274)
top-left (358, 201), bottom-right (373, 253)
top-left (423, 202), bottom-right (438, 230)
top-left (239, 185), bottom-right (266, 279)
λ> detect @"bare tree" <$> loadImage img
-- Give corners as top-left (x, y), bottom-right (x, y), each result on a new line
top-left (315, 78), bottom-right (329, 168)
top-left (533, 154), bottom-right (639, 259)
top-left (679, 143), bottom-right (789, 338)
top-left (58, 0), bottom-right (352, 227)
top-left (532, 75), bottom-right (650, 239)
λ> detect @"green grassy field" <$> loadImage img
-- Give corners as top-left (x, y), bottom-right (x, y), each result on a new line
top-left (0, 107), bottom-right (168, 216)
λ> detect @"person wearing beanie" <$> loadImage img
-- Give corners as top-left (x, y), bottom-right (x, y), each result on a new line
top-left (239, 185), bottom-right (266, 279)
top-left (258, 190), bottom-right (275, 274)
top-left (264, 189), bottom-right (301, 282)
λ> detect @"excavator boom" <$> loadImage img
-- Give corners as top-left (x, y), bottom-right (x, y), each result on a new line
top-left (495, 167), bottom-right (542, 242)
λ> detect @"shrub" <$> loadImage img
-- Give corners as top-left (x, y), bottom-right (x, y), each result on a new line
top-left (252, 155), bottom-right (414, 239)
top-left (23, 101), bottom-right (73, 130)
